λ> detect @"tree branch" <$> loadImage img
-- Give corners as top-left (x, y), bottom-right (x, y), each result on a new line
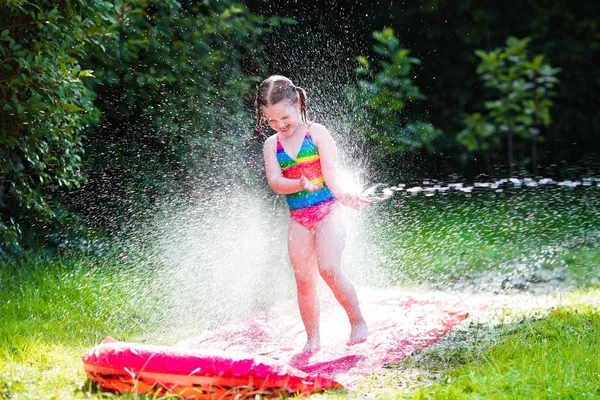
top-left (0, 21), bottom-right (38, 32)
top-left (0, 68), bottom-right (22, 83)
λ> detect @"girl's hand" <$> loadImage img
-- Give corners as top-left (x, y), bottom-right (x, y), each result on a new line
top-left (300, 176), bottom-right (323, 192)
top-left (338, 192), bottom-right (372, 209)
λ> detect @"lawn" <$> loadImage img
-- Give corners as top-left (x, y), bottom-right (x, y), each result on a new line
top-left (411, 299), bottom-right (600, 399)
top-left (1, 184), bottom-right (598, 399)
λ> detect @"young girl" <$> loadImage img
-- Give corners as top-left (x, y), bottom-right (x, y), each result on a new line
top-left (256, 75), bottom-right (369, 353)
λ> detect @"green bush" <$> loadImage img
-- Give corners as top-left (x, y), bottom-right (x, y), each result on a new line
top-left (345, 28), bottom-right (441, 157)
top-left (0, 1), bottom-right (112, 255)
top-left (458, 36), bottom-right (560, 175)
top-left (78, 1), bottom-right (283, 231)
top-left (0, 1), bottom-right (283, 252)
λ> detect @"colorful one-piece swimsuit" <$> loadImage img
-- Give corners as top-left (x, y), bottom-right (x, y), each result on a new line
top-left (277, 126), bottom-right (337, 231)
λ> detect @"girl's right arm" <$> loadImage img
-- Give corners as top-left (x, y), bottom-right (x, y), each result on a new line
top-left (263, 136), bottom-right (321, 194)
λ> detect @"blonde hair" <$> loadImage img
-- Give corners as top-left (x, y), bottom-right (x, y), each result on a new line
top-left (255, 75), bottom-right (308, 136)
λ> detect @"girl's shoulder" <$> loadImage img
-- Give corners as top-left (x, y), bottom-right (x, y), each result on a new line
top-left (308, 122), bottom-right (328, 134)
top-left (262, 133), bottom-right (278, 153)
top-left (308, 123), bottom-right (332, 145)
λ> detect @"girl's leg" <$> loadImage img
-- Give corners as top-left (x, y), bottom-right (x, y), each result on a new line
top-left (315, 209), bottom-right (368, 345)
top-left (288, 220), bottom-right (321, 353)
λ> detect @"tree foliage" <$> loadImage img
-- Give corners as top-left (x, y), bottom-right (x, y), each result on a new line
top-left (346, 28), bottom-right (440, 157)
top-left (457, 36), bottom-right (560, 175)
top-left (77, 0), bottom-right (281, 231)
top-left (392, 0), bottom-right (590, 172)
top-left (0, 0), bottom-right (279, 253)
top-left (251, 0), bottom-right (598, 175)
top-left (0, 0), bottom-right (113, 255)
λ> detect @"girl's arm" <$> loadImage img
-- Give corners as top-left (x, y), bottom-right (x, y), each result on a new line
top-left (263, 136), bottom-right (321, 194)
top-left (313, 124), bottom-right (370, 209)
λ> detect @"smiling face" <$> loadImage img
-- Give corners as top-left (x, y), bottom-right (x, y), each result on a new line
top-left (262, 100), bottom-right (304, 137)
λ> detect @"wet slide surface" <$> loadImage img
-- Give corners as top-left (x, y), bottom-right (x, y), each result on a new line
top-left (83, 288), bottom-right (475, 397)
top-left (181, 288), bottom-right (471, 386)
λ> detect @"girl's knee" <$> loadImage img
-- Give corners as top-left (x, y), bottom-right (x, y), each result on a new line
top-left (295, 276), bottom-right (316, 295)
top-left (318, 266), bottom-right (339, 285)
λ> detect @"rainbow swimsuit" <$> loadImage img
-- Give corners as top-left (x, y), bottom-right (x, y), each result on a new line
top-left (277, 126), bottom-right (337, 231)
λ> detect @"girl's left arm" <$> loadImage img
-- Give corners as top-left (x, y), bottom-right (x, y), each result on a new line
top-left (314, 125), bottom-right (370, 209)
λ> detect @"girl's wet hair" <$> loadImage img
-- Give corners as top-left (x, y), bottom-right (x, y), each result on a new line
top-left (255, 75), bottom-right (308, 136)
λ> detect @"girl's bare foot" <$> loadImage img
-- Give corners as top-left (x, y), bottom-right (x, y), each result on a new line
top-left (347, 321), bottom-right (368, 346)
top-left (301, 338), bottom-right (321, 354)
top-left (289, 340), bottom-right (319, 368)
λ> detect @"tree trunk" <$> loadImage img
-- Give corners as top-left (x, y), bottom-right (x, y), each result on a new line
top-left (507, 131), bottom-right (514, 176)
top-left (483, 151), bottom-right (495, 178)
top-left (532, 134), bottom-right (538, 176)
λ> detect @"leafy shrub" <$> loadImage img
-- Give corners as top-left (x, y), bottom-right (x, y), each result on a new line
top-left (458, 36), bottom-right (560, 175)
top-left (1, 0), bottom-right (282, 254)
top-left (77, 1), bottom-right (283, 231)
top-left (0, 1), bottom-right (111, 255)
top-left (345, 28), bottom-right (441, 157)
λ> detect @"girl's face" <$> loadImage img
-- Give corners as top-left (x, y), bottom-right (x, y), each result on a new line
top-left (262, 100), bottom-right (303, 137)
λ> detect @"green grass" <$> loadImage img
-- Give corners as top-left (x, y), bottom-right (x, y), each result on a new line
top-left (408, 297), bottom-right (600, 399)
top-left (369, 187), bottom-right (600, 285)
top-left (1, 187), bottom-right (599, 399)
top-left (0, 254), bottom-right (161, 399)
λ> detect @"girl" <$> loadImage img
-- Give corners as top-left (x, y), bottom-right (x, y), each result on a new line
top-left (256, 75), bottom-right (369, 353)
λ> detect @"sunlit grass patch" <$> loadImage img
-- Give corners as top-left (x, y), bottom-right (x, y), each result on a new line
top-left (407, 292), bottom-right (600, 399)
top-left (0, 343), bottom-right (87, 399)
top-left (1, 254), bottom-right (148, 349)
top-left (0, 253), bottom-right (160, 399)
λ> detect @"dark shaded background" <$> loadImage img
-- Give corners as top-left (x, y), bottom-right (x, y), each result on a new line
top-left (247, 0), bottom-right (600, 178)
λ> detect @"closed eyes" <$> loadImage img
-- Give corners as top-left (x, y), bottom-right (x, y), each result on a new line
top-left (267, 115), bottom-right (289, 122)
